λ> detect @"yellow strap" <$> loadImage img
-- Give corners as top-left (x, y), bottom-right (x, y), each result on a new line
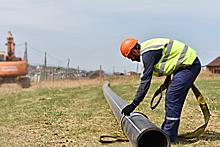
top-left (99, 111), bottom-right (149, 143)
top-left (98, 113), bottom-right (129, 144)
top-left (99, 135), bottom-right (129, 143)
top-left (150, 81), bottom-right (170, 110)
top-left (151, 83), bottom-right (210, 139)
top-left (178, 84), bottom-right (210, 138)
top-left (99, 83), bottom-right (210, 143)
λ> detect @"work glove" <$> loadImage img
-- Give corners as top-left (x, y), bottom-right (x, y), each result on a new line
top-left (164, 75), bottom-right (171, 87)
top-left (121, 103), bottom-right (136, 116)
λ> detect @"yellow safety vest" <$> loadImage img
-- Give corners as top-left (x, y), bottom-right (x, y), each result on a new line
top-left (140, 38), bottom-right (197, 77)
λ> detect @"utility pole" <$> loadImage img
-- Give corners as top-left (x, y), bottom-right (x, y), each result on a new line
top-left (25, 42), bottom-right (28, 63)
top-left (52, 67), bottom-right (54, 82)
top-left (136, 63), bottom-right (139, 77)
top-left (113, 66), bottom-right (115, 76)
top-left (100, 65), bottom-right (102, 83)
top-left (66, 58), bottom-right (70, 79)
top-left (124, 69), bottom-right (126, 75)
top-left (68, 58), bottom-right (70, 79)
top-left (77, 66), bottom-right (79, 80)
top-left (44, 52), bottom-right (47, 80)
top-left (25, 42), bottom-right (28, 75)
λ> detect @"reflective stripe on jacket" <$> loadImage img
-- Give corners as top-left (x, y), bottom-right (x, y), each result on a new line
top-left (140, 38), bottom-right (197, 77)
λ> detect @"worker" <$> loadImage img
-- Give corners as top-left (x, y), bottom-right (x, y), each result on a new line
top-left (120, 38), bottom-right (201, 144)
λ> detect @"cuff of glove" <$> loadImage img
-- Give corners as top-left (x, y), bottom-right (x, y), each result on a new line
top-left (132, 100), bottom-right (138, 107)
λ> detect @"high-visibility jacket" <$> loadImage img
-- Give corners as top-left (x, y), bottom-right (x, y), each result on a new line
top-left (140, 38), bottom-right (197, 76)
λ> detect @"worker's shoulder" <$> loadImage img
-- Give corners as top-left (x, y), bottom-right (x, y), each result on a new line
top-left (142, 49), bottom-right (162, 61)
top-left (142, 38), bottom-right (169, 42)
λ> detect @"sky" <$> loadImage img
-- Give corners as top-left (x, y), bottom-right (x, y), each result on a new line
top-left (0, 0), bottom-right (219, 74)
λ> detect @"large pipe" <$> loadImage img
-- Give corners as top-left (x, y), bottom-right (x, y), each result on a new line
top-left (102, 81), bottom-right (170, 147)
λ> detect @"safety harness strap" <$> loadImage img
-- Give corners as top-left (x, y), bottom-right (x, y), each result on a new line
top-left (151, 82), bottom-right (210, 139)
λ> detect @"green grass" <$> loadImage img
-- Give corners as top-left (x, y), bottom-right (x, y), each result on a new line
top-left (109, 77), bottom-right (220, 147)
top-left (0, 77), bottom-right (219, 146)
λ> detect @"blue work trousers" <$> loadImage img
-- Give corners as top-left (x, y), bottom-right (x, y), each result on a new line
top-left (161, 57), bottom-right (201, 142)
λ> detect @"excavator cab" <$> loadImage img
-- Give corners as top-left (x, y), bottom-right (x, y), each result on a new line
top-left (0, 52), bottom-right (6, 61)
top-left (0, 32), bottom-right (30, 88)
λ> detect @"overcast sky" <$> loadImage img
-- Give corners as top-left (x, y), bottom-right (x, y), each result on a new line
top-left (0, 0), bottom-right (219, 73)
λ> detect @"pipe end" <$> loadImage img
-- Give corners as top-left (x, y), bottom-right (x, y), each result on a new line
top-left (138, 129), bottom-right (170, 147)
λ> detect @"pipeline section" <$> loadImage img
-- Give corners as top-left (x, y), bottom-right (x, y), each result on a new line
top-left (102, 81), bottom-right (170, 147)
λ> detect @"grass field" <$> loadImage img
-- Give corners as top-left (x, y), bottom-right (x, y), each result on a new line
top-left (0, 71), bottom-right (219, 147)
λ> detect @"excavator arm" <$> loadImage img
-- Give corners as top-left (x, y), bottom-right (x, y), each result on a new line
top-left (5, 31), bottom-right (16, 61)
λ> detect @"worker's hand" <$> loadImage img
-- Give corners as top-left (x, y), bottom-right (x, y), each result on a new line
top-left (164, 75), bottom-right (171, 87)
top-left (121, 103), bottom-right (136, 116)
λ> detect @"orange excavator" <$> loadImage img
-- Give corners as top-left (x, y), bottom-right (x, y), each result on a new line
top-left (0, 31), bottom-right (30, 88)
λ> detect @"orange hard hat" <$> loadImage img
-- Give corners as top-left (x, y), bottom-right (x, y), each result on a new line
top-left (120, 38), bottom-right (138, 58)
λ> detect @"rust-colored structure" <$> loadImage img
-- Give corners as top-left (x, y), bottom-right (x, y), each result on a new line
top-left (206, 56), bottom-right (220, 74)
top-left (0, 32), bottom-right (30, 88)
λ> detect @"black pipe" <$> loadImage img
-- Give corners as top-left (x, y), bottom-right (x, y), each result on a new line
top-left (102, 81), bottom-right (170, 147)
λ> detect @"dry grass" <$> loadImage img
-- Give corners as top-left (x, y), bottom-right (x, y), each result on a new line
top-left (0, 69), bottom-right (217, 92)
top-left (0, 79), bottom-right (105, 93)
top-left (30, 79), bottom-right (105, 89)
top-left (0, 78), bottom-right (125, 147)
top-left (109, 73), bottom-right (220, 147)
top-left (198, 69), bottom-right (220, 79)
top-left (0, 71), bottom-right (219, 147)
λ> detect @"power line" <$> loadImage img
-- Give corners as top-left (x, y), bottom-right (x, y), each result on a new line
top-left (47, 53), bottom-right (68, 62)
top-left (0, 43), bottom-right (24, 49)
top-left (1, 43), bottom-right (25, 47)
top-left (58, 60), bottom-right (68, 67)
top-left (27, 43), bottom-right (68, 62)
top-left (16, 43), bottom-right (25, 47)
top-left (47, 53), bottom-right (60, 61)
top-left (27, 43), bottom-right (44, 53)
top-left (105, 67), bottom-right (113, 71)
top-left (115, 64), bottom-right (136, 68)
top-left (0, 43), bottom-right (24, 50)
top-left (1, 42), bottom-right (69, 65)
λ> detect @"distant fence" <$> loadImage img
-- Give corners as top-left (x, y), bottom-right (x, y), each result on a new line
top-left (28, 67), bottom-right (83, 82)
top-left (27, 65), bottom-right (141, 83)
top-left (213, 69), bottom-right (220, 74)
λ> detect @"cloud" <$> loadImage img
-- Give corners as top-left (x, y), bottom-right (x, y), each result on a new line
top-left (0, 0), bottom-right (219, 71)
top-left (0, 7), bottom-right (17, 11)
top-left (62, 0), bottom-right (220, 19)
top-left (199, 50), bottom-right (220, 55)
top-left (2, 0), bottom-right (220, 26)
